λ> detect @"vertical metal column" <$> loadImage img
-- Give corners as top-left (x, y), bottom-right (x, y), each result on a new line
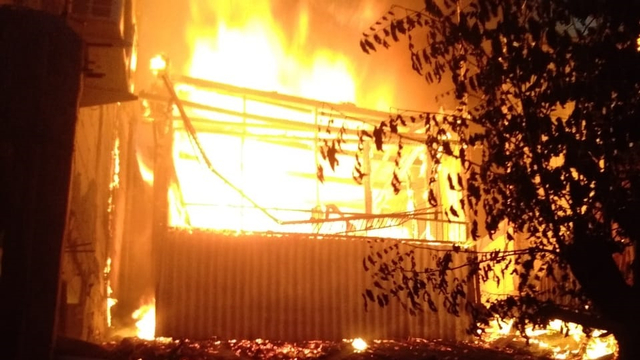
top-left (313, 107), bottom-right (321, 207)
top-left (151, 91), bottom-right (173, 337)
top-left (363, 140), bottom-right (373, 214)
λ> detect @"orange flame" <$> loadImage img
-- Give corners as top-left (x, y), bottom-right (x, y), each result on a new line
top-left (483, 318), bottom-right (617, 359)
top-left (143, 1), bottom-right (467, 241)
top-left (104, 257), bottom-right (117, 328)
top-left (132, 300), bottom-right (156, 340)
top-left (351, 338), bottom-right (368, 353)
top-left (185, 1), bottom-right (356, 104)
top-left (159, 1), bottom-right (381, 234)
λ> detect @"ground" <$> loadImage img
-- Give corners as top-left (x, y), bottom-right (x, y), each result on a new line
top-left (52, 337), bottom-right (562, 360)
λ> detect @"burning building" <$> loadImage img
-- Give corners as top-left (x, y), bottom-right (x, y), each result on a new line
top-left (47, 0), bottom-right (474, 343)
top-left (135, 68), bottom-right (472, 340)
top-left (0, 1), bottom-right (619, 359)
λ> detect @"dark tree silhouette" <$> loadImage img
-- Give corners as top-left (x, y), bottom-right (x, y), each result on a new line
top-left (325, 0), bottom-right (640, 358)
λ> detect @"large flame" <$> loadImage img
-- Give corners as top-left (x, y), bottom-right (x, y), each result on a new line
top-left (132, 300), bottom-right (156, 340)
top-left (160, 0), bottom-right (424, 235)
top-left (185, 1), bottom-right (356, 104)
top-left (149, 1), bottom-right (469, 241)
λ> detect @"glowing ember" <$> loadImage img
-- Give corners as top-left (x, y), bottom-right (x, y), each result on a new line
top-left (109, 138), bottom-right (121, 191)
top-left (132, 300), bottom-right (156, 340)
top-left (351, 338), bottom-right (368, 352)
top-left (106, 337), bottom-right (557, 359)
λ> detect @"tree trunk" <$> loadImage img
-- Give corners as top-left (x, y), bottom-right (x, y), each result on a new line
top-left (565, 229), bottom-right (640, 359)
top-left (566, 231), bottom-right (635, 322)
top-left (615, 325), bottom-right (640, 360)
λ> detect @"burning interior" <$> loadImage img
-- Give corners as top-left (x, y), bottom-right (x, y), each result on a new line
top-left (136, 57), bottom-right (472, 341)
top-left (142, 71), bottom-right (467, 239)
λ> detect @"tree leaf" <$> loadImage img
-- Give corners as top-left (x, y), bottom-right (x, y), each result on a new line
top-left (316, 164), bottom-right (325, 183)
top-left (395, 19), bottom-right (406, 34)
top-left (327, 142), bottom-right (339, 170)
top-left (359, 39), bottom-right (370, 54)
top-left (366, 289), bottom-right (375, 302)
top-left (447, 173), bottom-right (456, 190)
top-left (364, 38), bottom-right (376, 52)
top-left (373, 125), bottom-right (385, 151)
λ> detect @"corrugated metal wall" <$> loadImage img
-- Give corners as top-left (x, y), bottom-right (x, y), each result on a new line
top-left (156, 230), bottom-right (474, 341)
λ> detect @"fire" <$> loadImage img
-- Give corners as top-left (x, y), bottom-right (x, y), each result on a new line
top-left (150, 54), bottom-right (168, 75)
top-left (106, 287), bottom-right (117, 328)
top-left (104, 257), bottom-right (117, 328)
top-left (145, 2), bottom-right (463, 238)
top-left (185, 0), bottom-right (355, 105)
top-left (137, 153), bottom-right (154, 186)
top-left (483, 318), bottom-right (617, 359)
top-left (351, 338), bottom-right (368, 352)
top-left (132, 300), bottom-right (156, 340)
top-left (152, 0), bottom-right (380, 233)
top-left (584, 330), bottom-right (617, 360)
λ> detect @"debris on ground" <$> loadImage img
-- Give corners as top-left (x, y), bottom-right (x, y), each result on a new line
top-left (95, 337), bottom-right (553, 360)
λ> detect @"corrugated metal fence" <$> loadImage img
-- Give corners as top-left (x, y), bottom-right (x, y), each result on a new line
top-left (156, 230), bottom-right (474, 341)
